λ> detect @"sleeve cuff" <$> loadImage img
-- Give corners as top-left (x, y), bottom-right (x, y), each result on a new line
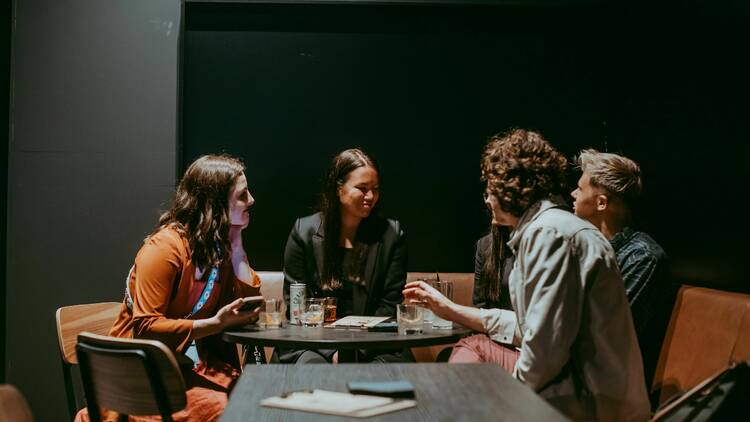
top-left (479, 308), bottom-right (519, 346)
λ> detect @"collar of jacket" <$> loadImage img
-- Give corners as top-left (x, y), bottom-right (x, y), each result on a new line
top-left (609, 226), bottom-right (636, 252)
top-left (507, 196), bottom-right (568, 255)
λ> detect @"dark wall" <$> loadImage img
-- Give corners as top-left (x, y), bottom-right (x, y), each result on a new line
top-left (7, 0), bottom-right (181, 420)
top-left (1, 0), bottom-right (12, 384)
top-left (183, 3), bottom-right (610, 274)
top-left (182, 2), bottom-right (749, 289)
top-left (604, 2), bottom-right (750, 289)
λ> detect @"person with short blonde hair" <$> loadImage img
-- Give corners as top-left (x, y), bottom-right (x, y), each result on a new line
top-left (573, 149), bottom-right (642, 234)
top-left (579, 148), bottom-right (642, 199)
top-left (572, 149), bottom-right (671, 390)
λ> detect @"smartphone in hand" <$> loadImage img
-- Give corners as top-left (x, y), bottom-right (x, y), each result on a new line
top-left (238, 296), bottom-right (264, 312)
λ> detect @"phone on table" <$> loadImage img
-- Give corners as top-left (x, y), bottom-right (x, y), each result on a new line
top-left (368, 321), bottom-right (398, 332)
top-left (347, 380), bottom-right (415, 399)
top-left (238, 296), bottom-right (264, 312)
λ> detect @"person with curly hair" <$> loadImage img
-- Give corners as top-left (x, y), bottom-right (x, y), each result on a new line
top-left (404, 129), bottom-right (649, 421)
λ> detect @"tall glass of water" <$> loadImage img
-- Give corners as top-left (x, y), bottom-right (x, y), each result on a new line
top-left (432, 280), bottom-right (453, 329)
top-left (419, 278), bottom-right (437, 323)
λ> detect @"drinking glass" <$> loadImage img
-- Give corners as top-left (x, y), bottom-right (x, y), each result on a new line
top-left (432, 280), bottom-right (454, 329)
top-left (301, 298), bottom-right (324, 327)
top-left (263, 298), bottom-right (282, 328)
top-left (323, 297), bottom-right (337, 323)
top-left (418, 278), bottom-right (438, 323)
top-left (397, 304), bottom-right (424, 335)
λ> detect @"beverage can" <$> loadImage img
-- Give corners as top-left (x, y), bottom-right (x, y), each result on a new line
top-left (289, 283), bottom-right (306, 325)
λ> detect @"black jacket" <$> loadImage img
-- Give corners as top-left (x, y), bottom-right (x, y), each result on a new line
top-left (283, 212), bottom-right (407, 317)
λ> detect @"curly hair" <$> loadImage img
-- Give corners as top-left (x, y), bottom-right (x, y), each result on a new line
top-left (480, 129), bottom-right (567, 217)
top-left (155, 154), bottom-right (245, 271)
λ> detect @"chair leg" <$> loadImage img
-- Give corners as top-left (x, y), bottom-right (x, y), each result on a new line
top-left (253, 346), bottom-right (267, 365)
top-left (61, 361), bottom-right (78, 420)
top-left (78, 352), bottom-right (102, 422)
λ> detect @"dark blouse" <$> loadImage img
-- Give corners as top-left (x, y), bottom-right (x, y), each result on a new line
top-left (472, 233), bottom-right (514, 311)
top-left (330, 247), bottom-right (355, 318)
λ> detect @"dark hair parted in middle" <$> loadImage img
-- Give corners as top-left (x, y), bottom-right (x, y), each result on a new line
top-left (481, 129), bottom-right (567, 217)
top-left (156, 154), bottom-right (245, 271)
top-left (319, 148), bottom-right (379, 290)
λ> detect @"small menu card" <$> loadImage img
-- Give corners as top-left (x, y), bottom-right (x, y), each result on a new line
top-left (326, 315), bottom-right (390, 328)
top-left (260, 389), bottom-right (416, 418)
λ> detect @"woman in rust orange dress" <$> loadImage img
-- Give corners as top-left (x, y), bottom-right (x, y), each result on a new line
top-left (76, 154), bottom-right (262, 422)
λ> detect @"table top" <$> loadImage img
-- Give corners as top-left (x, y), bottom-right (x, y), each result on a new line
top-left (223, 323), bottom-right (472, 350)
top-left (220, 363), bottom-right (569, 422)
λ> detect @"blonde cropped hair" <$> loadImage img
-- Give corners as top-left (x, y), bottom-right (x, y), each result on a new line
top-left (577, 149), bottom-right (642, 203)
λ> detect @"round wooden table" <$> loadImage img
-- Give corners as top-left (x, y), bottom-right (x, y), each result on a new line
top-left (223, 323), bottom-right (472, 363)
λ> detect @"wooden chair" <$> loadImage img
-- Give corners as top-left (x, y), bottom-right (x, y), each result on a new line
top-left (650, 286), bottom-right (750, 405)
top-left (76, 332), bottom-right (187, 422)
top-left (55, 302), bottom-right (122, 419)
top-left (0, 384), bottom-right (34, 422)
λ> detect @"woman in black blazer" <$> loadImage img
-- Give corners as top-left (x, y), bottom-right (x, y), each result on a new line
top-left (280, 148), bottom-right (407, 363)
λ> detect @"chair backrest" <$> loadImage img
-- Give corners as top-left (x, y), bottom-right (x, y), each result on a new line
top-left (76, 332), bottom-right (187, 421)
top-left (406, 272), bottom-right (475, 306)
top-left (257, 271), bottom-right (285, 307)
top-left (56, 302), bottom-right (122, 419)
top-left (651, 286), bottom-right (750, 404)
top-left (0, 384), bottom-right (34, 422)
top-left (56, 302), bottom-right (122, 365)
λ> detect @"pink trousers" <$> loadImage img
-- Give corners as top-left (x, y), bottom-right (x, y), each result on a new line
top-left (449, 334), bottom-right (519, 373)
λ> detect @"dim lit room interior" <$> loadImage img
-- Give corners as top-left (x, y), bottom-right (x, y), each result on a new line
top-left (1, 0), bottom-right (749, 421)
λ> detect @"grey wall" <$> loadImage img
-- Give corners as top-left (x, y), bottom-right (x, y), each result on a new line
top-left (1, 0), bottom-right (13, 384)
top-left (7, 0), bottom-right (181, 420)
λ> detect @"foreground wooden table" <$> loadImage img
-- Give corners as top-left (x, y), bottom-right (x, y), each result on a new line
top-left (221, 363), bottom-right (569, 421)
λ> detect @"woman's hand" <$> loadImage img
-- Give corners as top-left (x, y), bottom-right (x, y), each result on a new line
top-left (402, 281), bottom-right (455, 321)
top-left (191, 298), bottom-right (259, 340)
top-left (213, 298), bottom-right (260, 330)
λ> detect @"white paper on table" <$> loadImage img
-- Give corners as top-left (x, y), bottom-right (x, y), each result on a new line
top-left (326, 315), bottom-right (390, 328)
top-left (260, 389), bottom-right (416, 417)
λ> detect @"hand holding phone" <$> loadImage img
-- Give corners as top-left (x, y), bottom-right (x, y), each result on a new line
top-left (238, 296), bottom-right (264, 312)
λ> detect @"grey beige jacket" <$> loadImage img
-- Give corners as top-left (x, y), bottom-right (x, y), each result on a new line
top-left (479, 198), bottom-right (650, 422)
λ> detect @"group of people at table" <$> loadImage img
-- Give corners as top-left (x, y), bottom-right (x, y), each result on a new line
top-left (76, 128), bottom-right (672, 422)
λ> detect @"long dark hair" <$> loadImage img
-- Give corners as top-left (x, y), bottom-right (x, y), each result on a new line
top-left (155, 154), bottom-right (245, 271)
top-left (480, 225), bottom-right (510, 303)
top-left (319, 148), bottom-right (379, 290)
